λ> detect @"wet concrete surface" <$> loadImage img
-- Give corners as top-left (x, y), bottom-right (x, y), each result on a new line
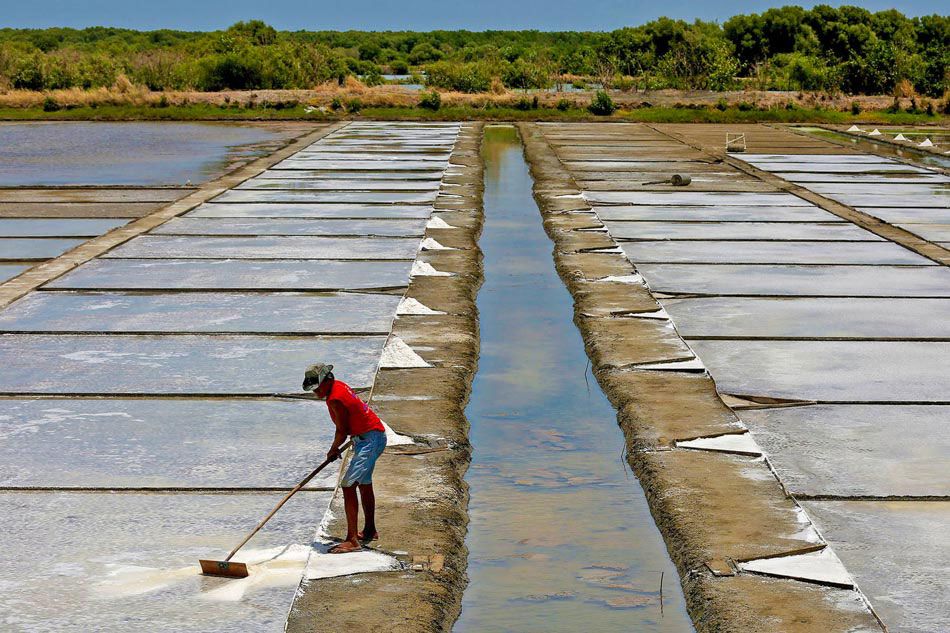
top-left (0, 490), bottom-right (332, 632)
top-left (455, 126), bottom-right (691, 632)
top-left (0, 218), bottom-right (128, 237)
top-left (0, 121), bottom-right (293, 186)
top-left (1, 237), bottom-right (86, 259)
top-left (189, 203), bottom-right (434, 219)
top-left (802, 501), bottom-right (950, 633)
top-left (207, 189), bottom-right (439, 204)
top-left (0, 122), bottom-right (305, 290)
top-left (618, 240), bottom-right (930, 265)
top-left (740, 405), bottom-right (950, 496)
top-left (236, 178), bottom-right (440, 191)
top-left (47, 259), bottom-right (414, 291)
top-left (0, 291), bottom-right (400, 333)
top-left (606, 221), bottom-right (881, 241)
top-left (0, 334), bottom-right (386, 394)
top-left (102, 235), bottom-right (421, 260)
top-left (152, 217), bottom-right (427, 237)
top-left (0, 399), bottom-right (338, 488)
top-left (0, 263), bottom-right (28, 282)
top-left (687, 339), bottom-right (950, 401)
top-left (742, 153), bottom-right (950, 251)
top-left (636, 263), bottom-right (949, 295)
top-left (595, 205), bottom-right (841, 222)
top-left (662, 297), bottom-right (950, 338)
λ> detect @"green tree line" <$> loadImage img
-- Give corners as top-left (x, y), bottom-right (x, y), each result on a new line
top-left (0, 7), bottom-right (946, 96)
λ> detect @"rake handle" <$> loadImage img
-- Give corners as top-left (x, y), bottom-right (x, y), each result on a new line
top-left (224, 439), bottom-right (353, 562)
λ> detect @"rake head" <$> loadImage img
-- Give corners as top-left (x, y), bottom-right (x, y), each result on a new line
top-left (199, 559), bottom-right (249, 579)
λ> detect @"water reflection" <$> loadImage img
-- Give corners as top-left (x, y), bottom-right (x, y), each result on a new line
top-left (454, 125), bottom-right (692, 632)
top-left (0, 122), bottom-right (286, 186)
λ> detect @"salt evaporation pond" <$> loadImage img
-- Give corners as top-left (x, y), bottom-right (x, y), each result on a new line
top-left (0, 121), bottom-right (289, 185)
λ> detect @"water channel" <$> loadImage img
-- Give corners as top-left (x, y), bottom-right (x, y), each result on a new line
top-left (454, 125), bottom-right (692, 632)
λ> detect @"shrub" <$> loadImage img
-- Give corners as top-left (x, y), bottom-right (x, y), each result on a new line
top-left (390, 60), bottom-right (409, 75)
top-left (330, 97), bottom-right (343, 111)
top-left (737, 101), bottom-right (754, 111)
top-left (925, 101), bottom-right (935, 116)
top-left (587, 90), bottom-right (616, 115)
top-left (418, 90), bottom-right (441, 110)
top-left (715, 98), bottom-right (728, 111)
top-left (556, 98), bottom-right (571, 111)
top-left (850, 101), bottom-right (861, 115)
top-left (425, 61), bottom-right (492, 93)
top-left (345, 98), bottom-right (362, 113)
top-left (362, 68), bottom-right (383, 86)
top-left (42, 96), bottom-right (61, 112)
top-left (613, 75), bottom-right (635, 91)
top-left (514, 96), bottom-right (533, 110)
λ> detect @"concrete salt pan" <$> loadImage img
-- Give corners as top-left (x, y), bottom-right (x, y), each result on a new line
top-left (47, 259), bottom-right (414, 291)
top-left (188, 203), bottom-right (434, 219)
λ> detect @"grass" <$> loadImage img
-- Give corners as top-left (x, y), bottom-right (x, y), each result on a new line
top-left (0, 102), bottom-right (946, 125)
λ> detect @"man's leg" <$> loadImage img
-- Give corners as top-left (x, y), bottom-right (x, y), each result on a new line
top-left (330, 484), bottom-right (362, 553)
top-left (358, 483), bottom-right (378, 541)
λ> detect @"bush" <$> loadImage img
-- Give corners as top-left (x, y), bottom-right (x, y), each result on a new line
top-left (330, 97), bottom-right (343, 111)
top-left (425, 61), bottom-right (492, 93)
top-left (418, 90), bottom-right (441, 110)
top-left (851, 101), bottom-right (861, 115)
top-left (737, 101), bottom-right (754, 111)
top-left (390, 60), bottom-right (409, 75)
top-left (556, 98), bottom-right (571, 111)
top-left (925, 101), bottom-right (935, 116)
top-left (587, 90), bottom-right (616, 115)
top-left (345, 98), bottom-right (362, 113)
top-left (42, 96), bottom-right (61, 112)
top-left (514, 96), bottom-right (533, 110)
top-left (715, 98), bottom-right (728, 111)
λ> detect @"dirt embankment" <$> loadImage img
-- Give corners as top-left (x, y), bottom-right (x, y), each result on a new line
top-left (286, 123), bottom-right (484, 632)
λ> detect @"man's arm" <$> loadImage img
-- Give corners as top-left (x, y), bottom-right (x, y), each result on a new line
top-left (326, 399), bottom-right (349, 461)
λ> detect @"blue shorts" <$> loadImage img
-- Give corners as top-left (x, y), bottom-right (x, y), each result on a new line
top-left (341, 430), bottom-right (387, 487)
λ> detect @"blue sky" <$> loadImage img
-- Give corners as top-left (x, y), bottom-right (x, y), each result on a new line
top-left (2, 1), bottom-right (939, 31)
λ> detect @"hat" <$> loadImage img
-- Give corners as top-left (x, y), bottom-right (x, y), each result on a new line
top-left (302, 363), bottom-right (334, 391)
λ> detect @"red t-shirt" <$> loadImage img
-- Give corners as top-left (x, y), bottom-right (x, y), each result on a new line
top-left (326, 380), bottom-right (385, 436)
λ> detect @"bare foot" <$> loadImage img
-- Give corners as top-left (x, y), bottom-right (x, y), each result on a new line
top-left (329, 540), bottom-right (362, 554)
top-left (357, 530), bottom-right (379, 543)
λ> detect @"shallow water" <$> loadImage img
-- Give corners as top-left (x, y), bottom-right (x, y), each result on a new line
top-left (0, 122), bottom-right (285, 185)
top-left (454, 126), bottom-right (692, 632)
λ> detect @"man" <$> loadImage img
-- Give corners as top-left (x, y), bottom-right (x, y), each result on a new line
top-left (303, 363), bottom-right (387, 554)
